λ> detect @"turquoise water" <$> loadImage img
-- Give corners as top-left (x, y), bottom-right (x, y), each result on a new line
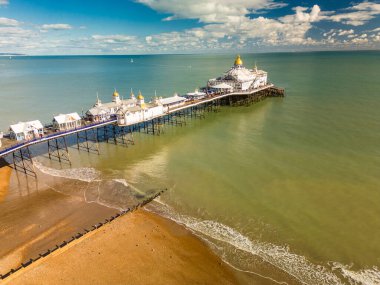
top-left (1, 52), bottom-right (380, 284)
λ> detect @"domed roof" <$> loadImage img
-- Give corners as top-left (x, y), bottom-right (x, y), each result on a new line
top-left (225, 66), bottom-right (254, 82)
top-left (113, 90), bottom-right (120, 97)
top-left (137, 91), bottom-right (144, 100)
top-left (234, 55), bottom-right (243, 66)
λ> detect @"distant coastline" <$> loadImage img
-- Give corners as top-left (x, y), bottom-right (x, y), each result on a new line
top-left (0, 53), bottom-right (26, 57)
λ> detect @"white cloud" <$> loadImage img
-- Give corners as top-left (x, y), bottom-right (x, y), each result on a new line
top-left (92, 34), bottom-right (136, 43)
top-left (338, 29), bottom-right (354, 36)
top-left (144, 4), bottom-right (323, 49)
top-left (1, 1), bottom-right (380, 54)
top-left (0, 17), bottom-right (19, 26)
top-left (326, 1), bottom-right (380, 26)
top-left (137, 0), bottom-right (287, 23)
top-left (40, 24), bottom-right (72, 31)
top-left (0, 0), bottom-right (8, 6)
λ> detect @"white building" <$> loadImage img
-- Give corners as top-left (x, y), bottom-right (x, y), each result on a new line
top-left (53, 112), bottom-right (82, 131)
top-left (207, 55), bottom-right (268, 92)
top-left (185, 89), bottom-right (206, 100)
top-left (159, 93), bottom-right (187, 112)
top-left (9, 120), bottom-right (44, 141)
top-left (117, 91), bottom-right (164, 126)
top-left (86, 90), bottom-right (136, 122)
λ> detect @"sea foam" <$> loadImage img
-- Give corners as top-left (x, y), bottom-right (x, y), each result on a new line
top-left (33, 160), bottom-right (100, 182)
top-left (149, 199), bottom-right (345, 285)
top-left (331, 263), bottom-right (380, 285)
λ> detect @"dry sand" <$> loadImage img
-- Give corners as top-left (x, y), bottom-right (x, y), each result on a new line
top-left (4, 209), bottom-right (239, 285)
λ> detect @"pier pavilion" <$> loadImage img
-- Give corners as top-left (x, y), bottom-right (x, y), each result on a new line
top-left (116, 91), bottom-right (164, 126)
top-left (207, 55), bottom-right (267, 92)
top-left (86, 90), bottom-right (136, 122)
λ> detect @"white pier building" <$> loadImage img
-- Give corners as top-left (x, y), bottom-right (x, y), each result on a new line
top-left (159, 93), bottom-right (186, 111)
top-left (207, 55), bottom-right (267, 92)
top-left (53, 112), bottom-right (82, 131)
top-left (86, 90), bottom-right (136, 122)
top-left (116, 91), bottom-right (163, 126)
top-left (9, 120), bottom-right (44, 141)
top-left (185, 89), bottom-right (206, 100)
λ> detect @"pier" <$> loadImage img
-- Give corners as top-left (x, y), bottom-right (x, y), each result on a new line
top-left (0, 84), bottom-right (284, 177)
top-left (0, 55), bottom-right (284, 176)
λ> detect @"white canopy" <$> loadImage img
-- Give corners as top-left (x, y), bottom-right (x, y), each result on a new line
top-left (160, 95), bottom-right (186, 105)
top-left (186, 91), bottom-right (206, 96)
top-left (54, 112), bottom-right (81, 124)
top-left (212, 83), bottom-right (233, 89)
top-left (10, 120), bottom-right (43, 134)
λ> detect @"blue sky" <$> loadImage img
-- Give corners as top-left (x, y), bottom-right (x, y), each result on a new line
top-left (0, 0), bottom-right (379, 54)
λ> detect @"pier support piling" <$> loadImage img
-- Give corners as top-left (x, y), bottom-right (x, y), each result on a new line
top-left (11, 146), bottom-right (36, 177)
top-left (76, 129), bottom-right (100, 154)
top-left (47, 137), bottom-right (71, 164)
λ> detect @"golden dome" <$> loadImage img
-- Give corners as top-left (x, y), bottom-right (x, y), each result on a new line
top-left (234, 55), bottom-right (243, 66)
top-left (137, 91), bottom-right (144, 100)
top-left (113, 90), bottom-right (120, 97)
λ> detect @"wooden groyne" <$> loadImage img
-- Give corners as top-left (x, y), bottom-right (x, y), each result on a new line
top-left (0, 188), bottom-right (167, 281)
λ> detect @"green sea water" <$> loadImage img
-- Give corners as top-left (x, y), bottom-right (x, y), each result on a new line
top-left (1, 51), bottom-right (380, 284)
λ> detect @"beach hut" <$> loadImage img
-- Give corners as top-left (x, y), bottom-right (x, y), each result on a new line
top-left (9, 120), bottom-right (44, 141)
top-left (52, 112), bottom-right (82, 131)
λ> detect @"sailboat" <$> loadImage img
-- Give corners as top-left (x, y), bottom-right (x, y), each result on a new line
top-left (130, 58), bottom-right (133, 63)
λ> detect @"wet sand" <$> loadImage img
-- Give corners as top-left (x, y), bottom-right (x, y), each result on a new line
top-left (0, 164), bottom-right (117, 275)
top-left (0, 164), bottom-right (11, 202)
top-left (5, 209), bottom-right (240, 285)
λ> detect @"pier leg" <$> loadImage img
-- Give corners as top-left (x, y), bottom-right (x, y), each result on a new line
top-left (47, 137), bottom-right (71, 164)
top-left (12, 146), bottom-right (36, 177)
top-left (76, 129), bottom-right (100, 154)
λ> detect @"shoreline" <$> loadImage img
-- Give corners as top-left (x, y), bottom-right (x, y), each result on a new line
top-left (0, 164), bottom-right (241, 284)
top-left (3, 208), bottom-right (241, 285)
top-left (0, 164), bottom-right (281, 285)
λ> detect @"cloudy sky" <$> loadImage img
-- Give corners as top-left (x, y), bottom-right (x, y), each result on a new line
top-left (0, 0), bottom-right (379, 55)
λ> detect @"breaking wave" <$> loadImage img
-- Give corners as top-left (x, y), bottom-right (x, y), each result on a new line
top-left (148, 199), bottom-right (354, 285)
top-left (331, 263), bottom-right (380, 285)
top-left (33, 160), bottom-right (100, 182)
top-left (33, 161), bottom-right (159, 211)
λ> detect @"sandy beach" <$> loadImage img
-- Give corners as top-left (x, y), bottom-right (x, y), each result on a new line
top-left (4, 209), bottom-right (239, 285)
top-left (0, 162), bottom-right (246, 285)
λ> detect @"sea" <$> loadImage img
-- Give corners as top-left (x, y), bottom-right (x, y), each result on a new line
top-left (1, 51), bottom-right (380, 285)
